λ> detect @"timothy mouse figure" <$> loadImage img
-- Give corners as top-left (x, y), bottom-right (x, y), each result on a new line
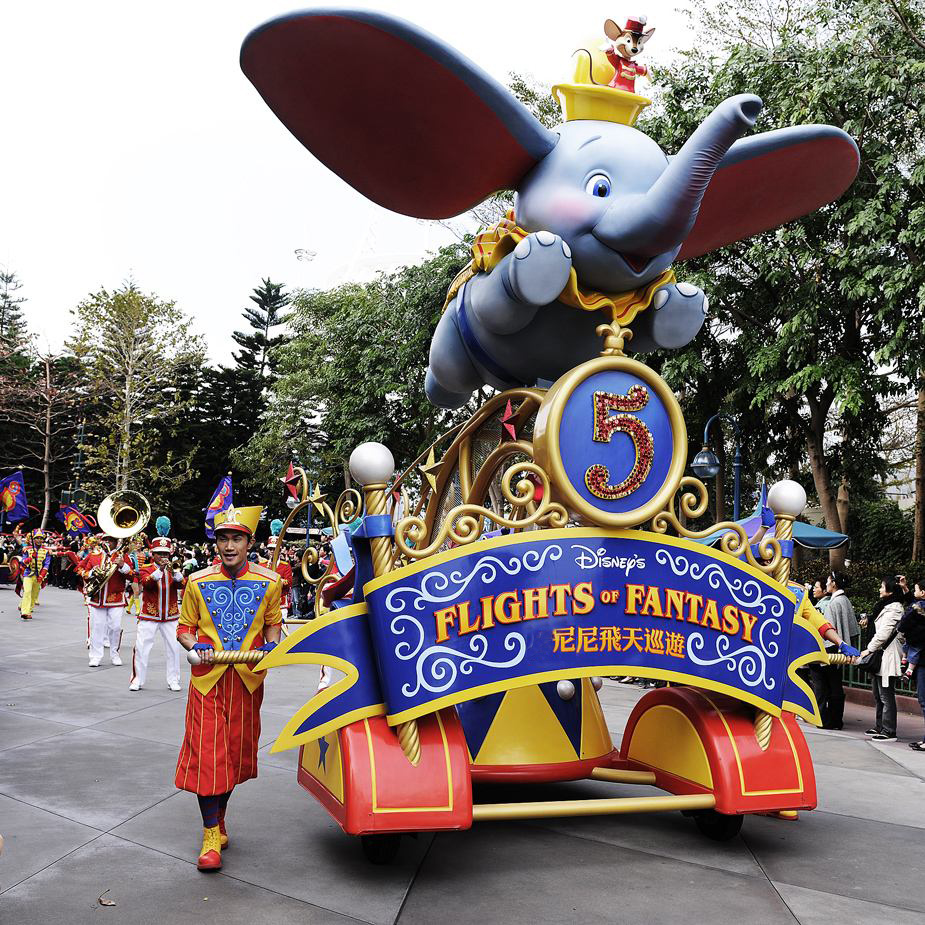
top-left (241, 10), bottom-right (859, 409)
top-left (602, 14), bottom-right (654, 93)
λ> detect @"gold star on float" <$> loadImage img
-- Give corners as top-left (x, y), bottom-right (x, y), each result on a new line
top-left (308, 483), bottom-right (327, 515)
top-left (418, 448), bottom-right (442, 492)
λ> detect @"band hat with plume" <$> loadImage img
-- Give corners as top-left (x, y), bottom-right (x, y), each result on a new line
top-left (150, 536), bottom-right (174, 555)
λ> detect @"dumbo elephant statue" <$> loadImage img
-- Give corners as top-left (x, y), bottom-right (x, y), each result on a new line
top-left (241, 10), bottom-right (859, 408)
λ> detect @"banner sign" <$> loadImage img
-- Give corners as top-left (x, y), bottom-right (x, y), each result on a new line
top-left (56, 504), bottom-right (93, 535)
top-left (261, 529), bottom-right (827, 752)
top-left (0, 471), bottom-right (29, 523)
top-left (204, 475), bottom-right (233, 539)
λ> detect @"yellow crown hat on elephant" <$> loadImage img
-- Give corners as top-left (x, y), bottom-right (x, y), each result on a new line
top-left (241, 9), bottom-right (859, 408)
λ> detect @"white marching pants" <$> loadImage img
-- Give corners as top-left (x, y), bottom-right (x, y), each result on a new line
top-left (130, 619), bottom-right (181, 687)
top-left (88, 605), bottom-right (124, 661)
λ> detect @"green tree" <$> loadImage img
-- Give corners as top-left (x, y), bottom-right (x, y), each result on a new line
top-left (236, 242), bottom-right (477, 495)
top-left (644, 0), bottom-right (925, 566)
top-left (68, 283), bottom-right (206, 504)
top-left (0, 353), bottom-right (83, 528)
top-left (232, 278), bottom-right (290, 381)
top-left (0, 270), bottom-right (29, 353)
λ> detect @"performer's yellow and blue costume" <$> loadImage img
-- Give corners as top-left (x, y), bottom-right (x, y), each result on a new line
top-left (20, 531), bottom-right (51, 620)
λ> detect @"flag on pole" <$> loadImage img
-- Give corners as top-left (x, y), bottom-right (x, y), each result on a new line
top-left (56, 504), bottom-right (94, 535)
top-left (204, 474), bottom-right (233, 539)
top-left (0, 471), bottom-right (29, 523)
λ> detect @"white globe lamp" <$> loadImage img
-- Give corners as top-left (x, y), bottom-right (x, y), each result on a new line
top-left (766, 480), bottom-right (806, 518)
top-left (349, 442), bottom-right (395, 487)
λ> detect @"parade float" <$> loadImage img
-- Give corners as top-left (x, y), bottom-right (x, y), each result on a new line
top-left (240, 9), bottom-right (861, 862)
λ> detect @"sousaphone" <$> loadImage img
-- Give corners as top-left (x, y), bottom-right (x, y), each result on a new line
top-left (83, 491), bottom-right (151, 597)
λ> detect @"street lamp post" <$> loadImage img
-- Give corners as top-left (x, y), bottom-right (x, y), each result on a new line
top-left (691, 414), bottom-right (742, 522)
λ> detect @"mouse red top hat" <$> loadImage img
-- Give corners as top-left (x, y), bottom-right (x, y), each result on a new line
top-left (605, 15), bottom-right (648, 40)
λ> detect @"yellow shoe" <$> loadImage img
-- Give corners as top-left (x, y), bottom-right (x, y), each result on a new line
top-left (219, 818), bottom-right (229, 849)
top-left (197, 825), bottom-right (222, 871)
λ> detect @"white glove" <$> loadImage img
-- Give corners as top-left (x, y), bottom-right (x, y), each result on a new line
top-left (172, 570), bottom-right (184, 583)
top-left (150, 567), bottom-right (163, 582)
top-left (119, 563), bottom-right (132, 575)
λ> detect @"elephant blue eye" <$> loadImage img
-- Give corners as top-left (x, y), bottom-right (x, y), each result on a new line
top-left (585, 174), bottom-right (612, 197)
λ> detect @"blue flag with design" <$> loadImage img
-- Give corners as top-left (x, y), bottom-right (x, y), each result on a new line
top-left (204, 475), bottom-right (233, 539)
top-left (56, 503), bottom-right (93, 535)
top-left (0, 471), bottom-right (29, 523)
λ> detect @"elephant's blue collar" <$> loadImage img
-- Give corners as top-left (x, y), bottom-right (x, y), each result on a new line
top-left (454, 284), bottom-right (521, 390)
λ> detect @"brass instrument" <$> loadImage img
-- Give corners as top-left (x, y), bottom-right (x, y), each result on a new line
top-left (83, 491), bottom-right (151, 598)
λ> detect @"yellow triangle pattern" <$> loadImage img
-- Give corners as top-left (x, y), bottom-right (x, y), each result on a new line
top-left (580, 679), bottom-right (614, 760)
top-left (474, 685), bottom-right (579, 766)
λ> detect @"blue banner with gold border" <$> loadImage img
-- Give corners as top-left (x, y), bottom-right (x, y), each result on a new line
top-left (260, 530), bottom-right (827, 752)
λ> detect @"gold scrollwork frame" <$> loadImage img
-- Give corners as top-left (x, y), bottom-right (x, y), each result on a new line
top-left (394, 461), bottom-right (568, 560)
top-left (533, 354), bottom-right (687, 529)
top-left (272, 473), bottom-right (364, 616)
top-left (649, 477), bottom-right (783, 576)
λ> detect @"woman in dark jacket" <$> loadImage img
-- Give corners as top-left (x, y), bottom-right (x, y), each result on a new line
top-left (898, 578), bottom-right (925, 752)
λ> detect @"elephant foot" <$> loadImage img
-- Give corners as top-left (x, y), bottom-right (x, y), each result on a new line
top-left (507, 231), bottom-right (573, 306)
top-left (629, 282), bottom-right (707, 353)
top-left (425, 368), bottom-right (471, 409)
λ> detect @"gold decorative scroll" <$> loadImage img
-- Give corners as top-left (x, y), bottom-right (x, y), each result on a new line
top-left (649, 477), bottom-right (782, 576)
top-left (394, 461), bottom-right (568, 560)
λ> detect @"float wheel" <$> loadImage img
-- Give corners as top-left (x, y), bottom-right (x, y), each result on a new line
top-left (691, 809), bottom-right (743, 841)
top-left (360, 833), bottom-right (402, 864)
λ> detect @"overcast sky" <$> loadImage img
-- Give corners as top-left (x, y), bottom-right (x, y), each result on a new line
top-left (1, 1), bottom-right (694, 362)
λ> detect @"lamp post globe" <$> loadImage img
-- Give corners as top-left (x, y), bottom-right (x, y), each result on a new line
top-left (691, 447), bottom-right (721, 479)
top-left (767, 480), bottom-right (807, 518)
top-left (349, 442), bottom-right (395, 487)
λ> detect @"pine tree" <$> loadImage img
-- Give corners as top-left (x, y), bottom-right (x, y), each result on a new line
top-left (0, 270), bottom-right (29, 352)
top-left (232, 279), bottom-right (290, 382)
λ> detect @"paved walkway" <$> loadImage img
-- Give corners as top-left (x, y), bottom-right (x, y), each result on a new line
top-left (1, 586), bottom-right (924, 924)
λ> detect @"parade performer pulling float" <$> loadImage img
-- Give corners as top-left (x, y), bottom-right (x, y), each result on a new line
top-left (239, 9), bottom-right (861, 860)
top-left (175, 504), bottom-right (282, 871)
top-left (129, 517), bottom-right (185, 692)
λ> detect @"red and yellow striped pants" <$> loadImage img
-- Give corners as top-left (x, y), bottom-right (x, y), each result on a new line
top-left (175, 667), bottom-right (264, 796)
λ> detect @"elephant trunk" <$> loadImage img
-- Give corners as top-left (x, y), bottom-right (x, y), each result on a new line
top-left (595, 94), bottom-right (763, 257)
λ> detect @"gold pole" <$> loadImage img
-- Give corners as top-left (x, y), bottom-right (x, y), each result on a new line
top-left (773, 513), bottom-right (796, 585)
top-left (756, 511), bottom-right (797, 750)
top-left (199, 650), bottom-right (264, 665)
top-left (589, 768), bottom-right (657, 785)
top-left (472, 792), bottom-right (716, 822)
top-left (362, 480), bottom-right (421, 767)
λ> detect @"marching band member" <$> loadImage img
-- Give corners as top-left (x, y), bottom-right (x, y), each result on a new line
top-left (80, 533), bottom-right (132, 667)
top-left (130, 535), bottom-right (185, 692)
top-left (126, 533), bottom-right (150, 616)
top-left (175, 504), bottom-right (282, 872)
top-left (19, 529), bottom-right (51, 620)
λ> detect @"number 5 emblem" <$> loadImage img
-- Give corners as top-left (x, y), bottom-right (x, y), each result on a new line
top-left (533, 354), bottom-right (686, 529)
top-left (585, 386), bottom-right (654, 500)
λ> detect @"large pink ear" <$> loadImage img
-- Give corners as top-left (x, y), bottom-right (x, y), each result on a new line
top-left (240, 10), bottom-right (558, 219)
top-left (677, 125), bottom-right (859, 260)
